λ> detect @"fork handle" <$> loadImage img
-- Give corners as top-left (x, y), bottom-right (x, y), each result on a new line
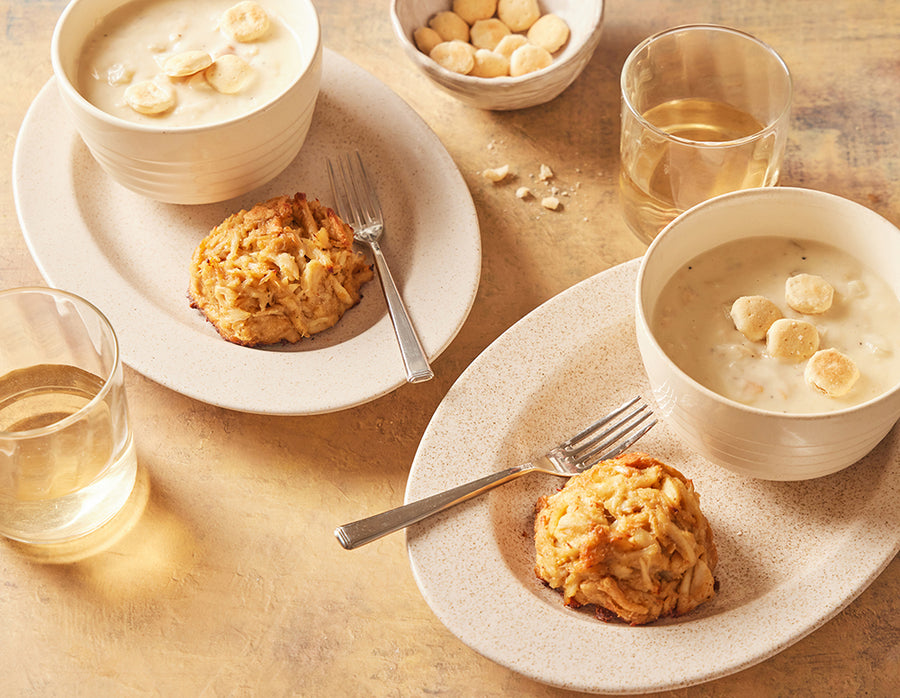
top-left (334, 463), bottom-right (533, 549)
top-left (368, 239), bottom-right (434, 383)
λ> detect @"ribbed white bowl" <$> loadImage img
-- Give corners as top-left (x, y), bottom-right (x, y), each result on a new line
top-left (51, 0), bottom-right (321, 205)
top-left (636, 187), bottom-right (900, 480)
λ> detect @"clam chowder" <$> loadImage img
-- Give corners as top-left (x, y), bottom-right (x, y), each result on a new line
top-left (77, 0), bottom-right (300, 126)
top-left (652, 237), bottom-right (900, 413)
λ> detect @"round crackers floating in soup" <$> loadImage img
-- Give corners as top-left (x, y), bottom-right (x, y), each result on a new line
top-left (124, 80), bottom-right (175, 115)
top-left (220, 1), bottom-right (270, 42)
top-left (785, 273), bottom-right (835, 314)
top-left (163, 50), bottom-right (213, 77)
top-left (766, 318), bottom-right (820, 360)
top-left (731, 295), bottom-right (783, 342)
top-left (806, 348), bottom-right (860, 397)
top-left (205, 54), bottom-right (254, 94)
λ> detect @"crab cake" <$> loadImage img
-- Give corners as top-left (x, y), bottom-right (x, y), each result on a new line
top-left (188, 193), bottom-right (373, 346)
top-left (534, 452), bottom-right (717, 625)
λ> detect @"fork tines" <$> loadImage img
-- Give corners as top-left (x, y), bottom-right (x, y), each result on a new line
top-left (565, 396), bottom-right (657, 470)
top-left (326, 151), bottom-right (381, 231)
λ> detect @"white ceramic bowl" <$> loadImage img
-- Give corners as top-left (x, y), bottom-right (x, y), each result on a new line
top-left (390, 0), bottom-right (604, 110)
top-left (635, 187), bottom-right (900, 480)
top-left (51, 0), bottom-right (322, 205)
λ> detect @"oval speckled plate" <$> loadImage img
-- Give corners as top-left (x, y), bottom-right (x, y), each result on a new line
top-left (13, 50), bottom-right (480, 415)
top-left (406, 259), bottom-right (900, 694)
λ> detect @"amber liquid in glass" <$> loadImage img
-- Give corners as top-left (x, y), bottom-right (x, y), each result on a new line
top-left (620, 98), bottom-right (773, 242)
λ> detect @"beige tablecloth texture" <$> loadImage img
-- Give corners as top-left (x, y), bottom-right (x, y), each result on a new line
top-left (0, 0), bottom-right (897, 695)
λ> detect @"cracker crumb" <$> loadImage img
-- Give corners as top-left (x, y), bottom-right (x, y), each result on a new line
top-left (540, 196), bottom-right (560, 210)
top-left (516, 186), bottom-right (532, 199)
top-left (538, 163), bottom-right (554, 181)
top-left (482, 164), bottom-right (510, 182)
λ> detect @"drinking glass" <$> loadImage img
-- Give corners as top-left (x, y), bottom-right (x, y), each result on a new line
top-left (0, 287), bottom-right (136, 544)
top-left (619, 24), bottom-right (792, 243)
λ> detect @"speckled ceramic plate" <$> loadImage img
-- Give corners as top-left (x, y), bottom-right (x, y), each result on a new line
top-left (406, 259), bottom-right (900, 694)
top-left (13, 50), bottom-right (480, 415)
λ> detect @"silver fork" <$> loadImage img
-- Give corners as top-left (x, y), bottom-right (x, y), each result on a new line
top-left (334, 396), bottom-right (657, 549)
top-left (326, 152), bottom-right (434, 383)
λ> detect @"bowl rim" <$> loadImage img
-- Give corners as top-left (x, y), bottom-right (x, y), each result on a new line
top-left (50, 0), bottom-right (322, 135)
top-left (389, 0), bottom-right (605, 87)
top-left (635, 186), bottom-right (900, 421)
top-left (620, 23), bottom-right (793, 149)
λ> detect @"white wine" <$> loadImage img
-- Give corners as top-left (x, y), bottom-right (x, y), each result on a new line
top-left (0, 364), bottom-right (136, 543)
top-left (620, 98), bottom-right (778, 242)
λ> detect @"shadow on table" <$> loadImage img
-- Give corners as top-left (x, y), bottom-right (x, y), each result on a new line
top-left (4, 464), bottom-right (195, 601)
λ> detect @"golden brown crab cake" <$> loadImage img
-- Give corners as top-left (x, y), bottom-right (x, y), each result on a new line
top-left (534, 452), bottom-right (717, 625)
top-left (188, 193), bottom-right (373, 346)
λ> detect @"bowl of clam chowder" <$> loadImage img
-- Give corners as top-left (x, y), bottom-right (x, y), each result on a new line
top-left (51, 0), bottom-right (321, 204)
top-left (635, 187), bottom-right (900, 480)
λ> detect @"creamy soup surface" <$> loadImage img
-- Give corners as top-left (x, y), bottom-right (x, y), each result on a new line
top-left (77, 0), bottom-right (301, 127)
top-left (652, 237), bottom-right (900, 413)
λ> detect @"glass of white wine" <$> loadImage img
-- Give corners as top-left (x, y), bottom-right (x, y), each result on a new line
top-left (619, 25), bottom-right (792, 243)
top-left (0, 288), bottom-right (136, 544)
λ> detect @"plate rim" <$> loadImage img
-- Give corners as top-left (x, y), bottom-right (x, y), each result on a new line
top-left (13, 49), bottom-right (481, 415)
top-left (405, 258), bottom-right (900, 693)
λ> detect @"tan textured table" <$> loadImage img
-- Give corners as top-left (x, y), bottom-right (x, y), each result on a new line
top-left (1, 1), bottom-right (898, 695)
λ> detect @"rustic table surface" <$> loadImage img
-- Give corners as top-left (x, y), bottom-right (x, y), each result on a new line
top-left (1, 0), bottom-right (898, 695)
